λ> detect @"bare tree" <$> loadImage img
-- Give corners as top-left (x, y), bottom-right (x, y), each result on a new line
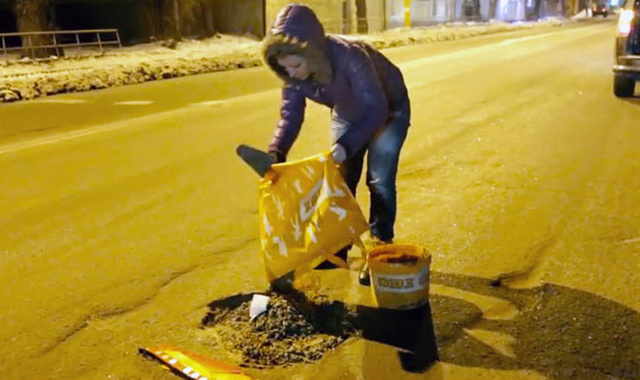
top-left (489, 0), bottom-right (498, 19)
top-left (161, 0), bottom-right (181, 40)
top-left (463, 0), bottom-right (482, 20)
top-left (533, 0), bottom-right (543, 19)
top-left (144, 0), bottom-right (214, 43)
top-left (200, 0), bottom-right (216, 37)
top-left (355, 0), bottom-right (368, 33)
top-left (14, 0), bottom-right (57, 58)
top-left (143, 0), bottom-right (162, 41)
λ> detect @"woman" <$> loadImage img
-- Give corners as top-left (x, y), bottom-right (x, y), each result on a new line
top-left (263, 4), bottom-right (411, 285)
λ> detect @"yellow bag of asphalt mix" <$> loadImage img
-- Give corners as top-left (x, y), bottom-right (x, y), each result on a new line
top-left (258, 152), bottom-right (368, 282)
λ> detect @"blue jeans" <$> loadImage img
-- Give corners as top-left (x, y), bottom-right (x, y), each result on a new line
top-left (330, 101), bottom-right (410, 242)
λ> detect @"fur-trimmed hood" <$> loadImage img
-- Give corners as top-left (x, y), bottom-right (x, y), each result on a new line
top-left (262, 4), bottom-right (333, 84)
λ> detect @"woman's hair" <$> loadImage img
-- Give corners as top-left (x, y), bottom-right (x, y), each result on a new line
top-left (263, 34), bottom-right (332, 83)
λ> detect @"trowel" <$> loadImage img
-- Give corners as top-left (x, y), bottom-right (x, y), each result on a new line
top-left (236, 144), bottom-right (275, 177)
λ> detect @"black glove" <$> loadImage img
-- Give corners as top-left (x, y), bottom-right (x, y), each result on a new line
top-left (269, 151), bottom-right (286, 164)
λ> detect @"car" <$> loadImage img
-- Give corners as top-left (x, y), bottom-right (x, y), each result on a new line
top-left (593, 1), bottom-right (610, 16)
top-left (613, 0), bottom-right (640, 97)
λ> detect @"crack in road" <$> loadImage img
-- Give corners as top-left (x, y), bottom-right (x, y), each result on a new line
top-left (493, 235), bottom-right (558, 286)
top-left (39, 265), bottom-right (197, 355)
top-left (39, 235), bottom-right (260, 355)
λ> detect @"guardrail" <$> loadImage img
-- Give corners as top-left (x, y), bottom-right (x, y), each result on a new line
top-left (0, 29), bottom-right (121, 58)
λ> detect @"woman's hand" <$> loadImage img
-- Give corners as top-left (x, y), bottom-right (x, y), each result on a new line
top-left (331, 144), bottom-right (347, 164)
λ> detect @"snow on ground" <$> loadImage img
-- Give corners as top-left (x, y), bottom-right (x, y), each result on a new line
top-left (0, 19), bottom-right (563, 103)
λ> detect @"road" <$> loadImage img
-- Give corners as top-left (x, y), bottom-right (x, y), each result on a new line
top-left (0, 19), bottom-right (638, 380)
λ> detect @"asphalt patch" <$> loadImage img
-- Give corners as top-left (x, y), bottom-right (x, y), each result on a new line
top-left (201, 292), bottom-right (358, 368)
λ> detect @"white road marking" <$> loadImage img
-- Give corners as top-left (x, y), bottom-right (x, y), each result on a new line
top-left (1, 24), bottom-right (602, 156)
top-left (189, 100), bottom-right (225, 107)
top-left (498, 32), bottom-right (556, 45)
top-left (31, 99), bottom-right (87, 104)
top-left (0, 112), bottom-right (163, 155)
top-left (113, 100), bottom-right (153, 105)
top-left (0, 90), bottom-right (277, 155)
top-left (400, 23), bottom-right (608, 72)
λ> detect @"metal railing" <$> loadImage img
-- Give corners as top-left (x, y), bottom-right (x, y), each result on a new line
top-left (0, 29), bottom-right (121, 58)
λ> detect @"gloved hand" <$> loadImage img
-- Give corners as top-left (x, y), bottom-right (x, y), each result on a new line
top-left (331, 144), bottom-right (347, 164)
top-left (269, 151), bottom-right (285, 164)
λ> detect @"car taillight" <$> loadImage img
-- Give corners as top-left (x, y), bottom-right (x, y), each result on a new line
top-left (618, 10), bottom-right (635, 37)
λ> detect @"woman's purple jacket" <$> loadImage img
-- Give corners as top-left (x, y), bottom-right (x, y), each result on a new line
top-left (263, 4), bottom-right (410, 161)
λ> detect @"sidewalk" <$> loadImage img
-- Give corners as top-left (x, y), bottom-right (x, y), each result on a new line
top-left (0, 19), bottom-right (563, 103)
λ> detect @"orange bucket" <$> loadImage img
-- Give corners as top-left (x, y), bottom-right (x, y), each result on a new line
top-left (368, 244), bottom-right (431, 310)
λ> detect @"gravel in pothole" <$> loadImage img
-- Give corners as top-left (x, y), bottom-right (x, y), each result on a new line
top-left (201, 292), bottom-right (358, 367)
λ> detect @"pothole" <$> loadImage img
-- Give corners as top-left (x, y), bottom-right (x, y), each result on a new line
top-left (200, 292), bottom-right (359, 368)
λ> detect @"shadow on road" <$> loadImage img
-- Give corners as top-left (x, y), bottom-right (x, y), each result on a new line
top-left (355, 302), bottom-right (440, 373)
top-left (200, 271), bottom-right (639, 379)
top-left (431, 271), bottom-right (640, 380)
top-left (621, 98), bottom-right (640, 105)
top-left (200, 290), bottom-right (440, 372)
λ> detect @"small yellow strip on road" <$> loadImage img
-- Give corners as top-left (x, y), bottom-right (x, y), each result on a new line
top-left (463, 328), bottom-right (517, 359)
top-left (431, 283), bottom-right (520, 320)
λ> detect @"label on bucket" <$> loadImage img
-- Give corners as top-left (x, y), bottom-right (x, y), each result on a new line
top-left (372, 266), bottom-right (429, 293)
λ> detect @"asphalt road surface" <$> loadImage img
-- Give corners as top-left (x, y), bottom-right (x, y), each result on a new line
top-left (1, 19), bottom-right (638, 380)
